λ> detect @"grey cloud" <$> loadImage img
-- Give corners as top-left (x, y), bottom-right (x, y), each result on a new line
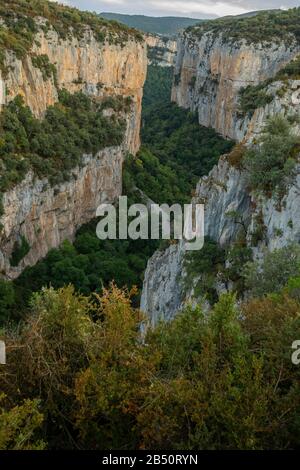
top-left (60, 0), bottom-right (300, 18)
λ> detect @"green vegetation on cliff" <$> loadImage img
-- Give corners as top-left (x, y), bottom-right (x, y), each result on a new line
top-left (242, 115), bottom-right (300, 196)
top-left (0, 90), bottom-right (126, 195)
top-left (186, 8), bottom-right (300, 45)
top-left (0, 0), bottom-right (143, 72)
top-left (239, 55), bottom-right (300, 116)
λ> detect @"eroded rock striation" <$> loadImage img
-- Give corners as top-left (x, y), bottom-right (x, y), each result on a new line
top-left (172, 30), bottom-right (300, 140)
top-left (144, 34), bottom-right (177, 67)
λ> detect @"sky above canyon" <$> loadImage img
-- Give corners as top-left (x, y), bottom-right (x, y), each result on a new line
top-left (57, 0), bottom-right (300, 18)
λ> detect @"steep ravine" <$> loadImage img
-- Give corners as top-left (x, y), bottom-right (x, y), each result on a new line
top-left (141, 17), bottom-right (300, 324)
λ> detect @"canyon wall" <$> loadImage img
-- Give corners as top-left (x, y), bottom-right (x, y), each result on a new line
top-left (144, 34), bottom-right (177, 67)
top-left (0, 21), bottom-right (147, 154)
top-left (142, 22), bottom-right (300, 324)
top-left (172, 31), bottom-right (300, 140)
top-left (0, 14), bottom-right (147, 278)
top-left (0, 147), bottom-right (123, 279)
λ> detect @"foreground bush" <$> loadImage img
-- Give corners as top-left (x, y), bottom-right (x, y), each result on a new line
top-left (0, 284), bottom-right (300, 449)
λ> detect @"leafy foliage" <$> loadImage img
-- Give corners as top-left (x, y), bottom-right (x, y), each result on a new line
top-left (11, 225), bottom-right (158, 316)
top-left (0, 90), bottom-right (125, 195)
top-left (0, 395), bottom-right (45, 450)
top-left (243, 243), bottom-right (300, 298)
top-left (0, 0), bottom-right (142, 71)
top-left (142, 65), bottom-right (173, 112)
top-left (10, 235), bottom-right (30, 267)
top-left (186, 8), bottom-right (300, 46)
top-left (242, 115), bottom-right (300, 195)
top-left (31, 54), bottom-right (57, 82)
top-left (1, 284), bottom-right (300, 449)
top-left (0, 280), bottom-right (15, 323)
top-left (140, 102), bottom-right (234, 202)
top-left (184, 238), bottom-right (226, 304)
top-left (238, 82), bottom-right (273, 116)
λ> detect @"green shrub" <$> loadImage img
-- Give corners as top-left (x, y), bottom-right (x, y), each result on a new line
top-left (10, 236), bottom-right (30, 267)
top-left (0, 90), bottom-right (126, 192)
top-left (243, 243), bottom-right (300, 298)
top-left (0, 280), bottom-right (15, 322)
top-left (31, 54), bottom-right (57, 82)
top-left (242, 115), bottom-right (300, 195)
top-left (184, 238), bottom-right (226, 304)
top-left (239, 82), bottom-right (273, 116)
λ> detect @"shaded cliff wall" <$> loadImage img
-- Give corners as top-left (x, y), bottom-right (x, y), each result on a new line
top-left (0, 147), bottom-right (123, 279)
top-left (142, 61), bottom-right (300, 323)
top-left (144, 34), bottom-right (177, 67)
top-left (172, 31), bottom-right (300, 140)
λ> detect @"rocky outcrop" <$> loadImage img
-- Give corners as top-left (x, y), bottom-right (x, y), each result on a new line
top-left (0, 147), bottom-right (123, 279)
top-left (240, 79), bottom-right (300, 142)
top-left (140, 243), bottom-right (185, 326)
top-left (248, 167), bottom-right (300, 254)
top-left (194, 156), bottom-right (251, 245)
top-left (0, 22), bottom-right (147, 154)
top-left (140, 155), bottom-right (251, 322)
top-left (172, 31), bottom-right (300, 140)
top-left (144, 34), bottom-right (177, 67)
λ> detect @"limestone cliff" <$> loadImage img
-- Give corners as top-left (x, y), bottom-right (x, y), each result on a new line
top-left (144, 34), bottom-right (177, 67)
top-left (0, 6), bottom-right (147, 278)
top-left (172, 30), bottom-right (299, 140)
top-left (0, 147), bottom-right (123, 279)
top-left (142, 14), bottom-right (300, 324)
top-left (0, 22), bottom-right (147, 154)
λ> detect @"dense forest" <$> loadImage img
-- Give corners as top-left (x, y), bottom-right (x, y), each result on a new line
top-left (1, 280), bottom-right (300, 449)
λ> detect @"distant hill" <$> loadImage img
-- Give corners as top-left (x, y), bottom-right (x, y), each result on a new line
top-left (223, 9), bottom-right (281, 19)
top-left (100, 13), bottom-right (203, 36)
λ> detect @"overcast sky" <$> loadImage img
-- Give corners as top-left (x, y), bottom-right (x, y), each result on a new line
top-left (57, 0), bottom-right (300, 18)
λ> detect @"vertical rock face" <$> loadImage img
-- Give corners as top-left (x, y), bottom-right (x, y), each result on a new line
top-left (194, 156), bottom-right (251, 245)
top-left (172, 31), bottom-right (299, 140)
top-left (141, 119), bottom-right (300, 323)
top-left (144, 34), bottom-right (177, 67)
top-left (0, 147), bottom-right (123, 279)
top-left (1, 25), bottom-right (147, 154)
top-left (140, 156), bottom-right (252, 323)
top-left (0, 15), bottom-right (147, 277)
top-left (140, 244), bottom-right (185, 326)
